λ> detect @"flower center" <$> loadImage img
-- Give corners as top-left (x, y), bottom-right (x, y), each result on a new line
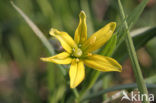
top-left (73, 48), bottom-right (82, 57)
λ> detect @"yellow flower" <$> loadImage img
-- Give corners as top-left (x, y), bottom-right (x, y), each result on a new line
top-left (41, 11), bottom-right (122, 88)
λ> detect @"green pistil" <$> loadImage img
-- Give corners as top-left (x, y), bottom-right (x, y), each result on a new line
top-left (73, 48), bottom-right (83, 57)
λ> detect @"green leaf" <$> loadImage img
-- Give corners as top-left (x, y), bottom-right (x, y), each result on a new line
top-left (114, 0), bottom-right (149, 58)
top-left (82, 73), bottom-right (156, 101)
top-left (81, 83), bottom-right (156, 102)
top-left (117, 0), bottom-right (149, 45)
top-left (114, 27), bottom-right (156, 62)
top-left (127, 0), bottom-right (149, 29)
top-left (10, 1), bottom-right (55, 55)
top-left (9, 37), bottom-right (27, 67)
top-left (10, 1), bottom-right (67, 76)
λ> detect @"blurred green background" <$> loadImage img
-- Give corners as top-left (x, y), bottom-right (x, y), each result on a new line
top-left (0, 0), bottom-right (156, 103)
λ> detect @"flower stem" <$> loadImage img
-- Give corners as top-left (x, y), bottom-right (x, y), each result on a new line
top-left (117, 0), bottom-right (149, 103)
top-left (72, 88), bottom-right (80, 102)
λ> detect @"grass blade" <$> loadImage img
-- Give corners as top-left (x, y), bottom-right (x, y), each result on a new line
top-left (117, 0), bottom-right (149, 47)
top-left (118, 0), bottom-right (149, 102)
top-left (127, 0), bottom-right (149, 29)
top-left (114, 27), bottom-right (156, 62)
top-left (10, 1), bottom-right (67, 76)
top-left (82, 83), bottom-right (156, 101)
top-left (10, 1), bottom-right (55, 55)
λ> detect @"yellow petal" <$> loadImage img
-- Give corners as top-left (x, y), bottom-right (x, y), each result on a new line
top-left (41, 52), bottom-right (72, 64)
top-left (74, 11), bottom-right (87, 44)
top-left (50, 28), bottom-right (77, 53)
top-left (82, 22), bottom-right (116, 53)
top-left (69, 59), bottom-right (85, 88)
top-left (84, 54), bottom-right (122, 72)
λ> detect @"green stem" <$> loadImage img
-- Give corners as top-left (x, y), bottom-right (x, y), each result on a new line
top-left (117, 0), bottom-right (149, 103)
top-left (79, 71), bottom-right (100, 99)
top-left (73, 88), bottom-right (80, 102)
top-left (73, 88), bottom-right (80, 98)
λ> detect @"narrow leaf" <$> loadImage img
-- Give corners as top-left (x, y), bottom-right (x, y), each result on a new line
top-left (117, 0), bottom-right (149, 45)
top-left (114, 27), bottom-right (156, 62)
top-left (10, 1), bottom-right (67, 76)
top-left (82, 83), bottom-right (156, 101)
top-left (127, 0), bottom-right (149, 29)
top-left (10, 1), bottom-right (55, 55)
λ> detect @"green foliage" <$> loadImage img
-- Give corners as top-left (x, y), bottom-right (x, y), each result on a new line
top-left (114, 27), bottom-right (156, 62)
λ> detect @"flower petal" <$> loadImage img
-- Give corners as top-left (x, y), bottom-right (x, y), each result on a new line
top-left (82, 22), bottom-right (116, 53)
top-left (84, 54), bottom-right (122, 72)
top-left (69, 59), bottom-right (85, 88)
top-left (50, 28), bottom-right (77, 53)
top-left (41, 52), bottom-right (72, 64)
top-left (74, 11), bottom-right (87, 44)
